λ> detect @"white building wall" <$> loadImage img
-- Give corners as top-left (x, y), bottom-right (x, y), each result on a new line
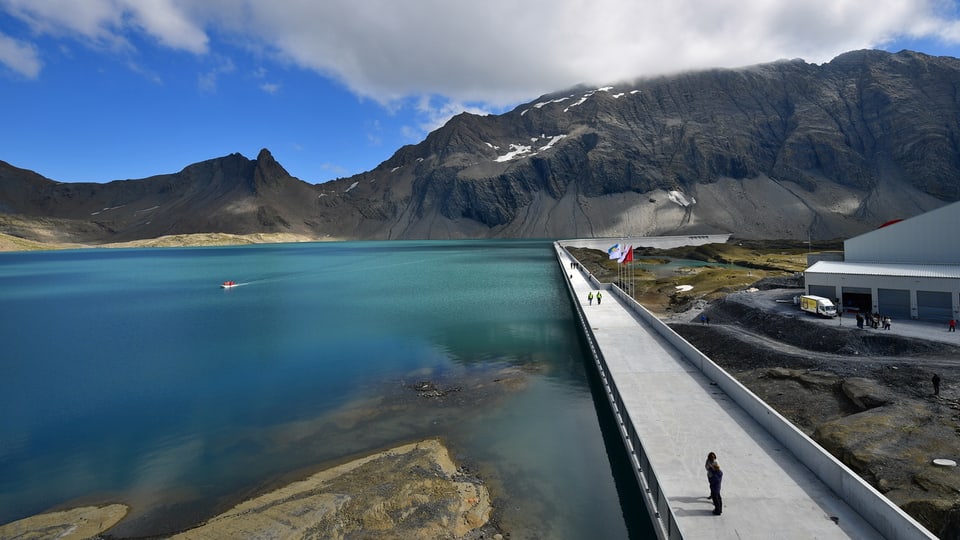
top-left (844, 201), bottom-right (960, 264)
top-left (804, 272), bottom-right (960, 320)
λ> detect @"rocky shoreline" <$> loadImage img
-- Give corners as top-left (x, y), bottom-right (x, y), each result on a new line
top-left (0, 504), bottom-right (128, 540)
top-left (0, 439), bottom-right (497, 540)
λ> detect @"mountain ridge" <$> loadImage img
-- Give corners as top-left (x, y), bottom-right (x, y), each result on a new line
top-left (2, 49), bottom-right (959, 244)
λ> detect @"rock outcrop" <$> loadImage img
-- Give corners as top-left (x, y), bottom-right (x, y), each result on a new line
top-left (0, 440), bottom-right (493, 540)
top-left (175, 439), bottom-right (493, 540)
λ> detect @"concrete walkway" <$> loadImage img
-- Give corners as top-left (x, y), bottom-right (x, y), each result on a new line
top-left (557, 251), bottom-right (900, 539)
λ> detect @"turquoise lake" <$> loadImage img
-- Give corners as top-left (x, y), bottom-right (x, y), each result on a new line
top-left (0, 239), bottom-right (653, 538)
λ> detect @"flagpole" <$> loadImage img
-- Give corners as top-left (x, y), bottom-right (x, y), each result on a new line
top-left (620, 237), bottom-right (624, 293)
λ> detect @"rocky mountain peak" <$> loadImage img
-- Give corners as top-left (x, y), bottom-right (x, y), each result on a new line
top-left (2, 49), bottom-right (960, 244)
top-left (253, 148), bottom-right (293, 190)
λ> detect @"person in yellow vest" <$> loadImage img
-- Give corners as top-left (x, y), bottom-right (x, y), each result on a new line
top-left (596, 291), bottom-right (602, 305)
top-left (587, 291), bottom-right (593, 305)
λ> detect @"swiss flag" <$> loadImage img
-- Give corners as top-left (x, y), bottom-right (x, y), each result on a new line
top-left (619, 246), bottom-right (633, 264)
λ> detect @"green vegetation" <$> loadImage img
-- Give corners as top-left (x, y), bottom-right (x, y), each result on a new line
top-left (567, 239), bottom-right (833, 313)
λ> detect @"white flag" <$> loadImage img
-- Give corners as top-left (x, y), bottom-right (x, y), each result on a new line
top-left (607, 243), bottom-right (621, 260)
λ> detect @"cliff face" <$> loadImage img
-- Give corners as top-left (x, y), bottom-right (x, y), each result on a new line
top-left (338, 49), bottom-right (959, 240)
top-left (3, 50), bottom-right (960, 243)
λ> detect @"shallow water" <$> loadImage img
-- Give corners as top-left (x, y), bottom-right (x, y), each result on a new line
top-left (631, 255), bottom-right (744, 278)
top-left (0, 240), bottom-right (653, 538)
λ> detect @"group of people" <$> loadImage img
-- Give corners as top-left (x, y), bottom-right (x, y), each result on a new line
top-left (855, 311), bottom-right (891, 330)
top-left (587, 291), bottom-right (602, 305)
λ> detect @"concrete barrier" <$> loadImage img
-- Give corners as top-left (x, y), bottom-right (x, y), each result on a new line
top-left (602, 277), bottom-right (936, 540)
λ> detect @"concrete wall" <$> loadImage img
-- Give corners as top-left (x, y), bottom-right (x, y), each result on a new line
top-left (804, 271), bottom-right (960, 321)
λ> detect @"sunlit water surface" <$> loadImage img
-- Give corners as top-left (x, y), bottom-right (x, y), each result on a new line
top-left (0, 240), bottom-right (653, 538)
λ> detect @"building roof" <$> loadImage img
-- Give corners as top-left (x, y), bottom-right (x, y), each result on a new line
top-left (805, 260), bottom-right (960, 279)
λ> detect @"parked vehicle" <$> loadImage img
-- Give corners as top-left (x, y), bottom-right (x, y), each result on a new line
top-left (798, 295), bottom-right (837, 317)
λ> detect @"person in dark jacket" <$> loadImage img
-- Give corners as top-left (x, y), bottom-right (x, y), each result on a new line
top-left (704, 452), bottom-right (717, 497)
top-left (709, 461), bottom-right (723, 515)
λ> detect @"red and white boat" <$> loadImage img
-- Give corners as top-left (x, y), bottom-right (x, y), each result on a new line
top-left (220, 280), bottom-right (237, 288)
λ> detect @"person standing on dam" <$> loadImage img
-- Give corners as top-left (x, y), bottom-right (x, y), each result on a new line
top-left (704, 452), bottom-right (717, 497)
top-left (709, 461), bottom-right (723, 515)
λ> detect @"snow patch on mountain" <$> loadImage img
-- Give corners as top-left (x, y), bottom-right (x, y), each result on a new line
top-left (521, 96), bottom-right (571, 115)
top-left (493, 134), bottom-right (567, 162)
top-left (522, 86), bottom-right (614, 115)
top-left (668, 190), bottom-right (695, 207)
top-left (494, 144), bottom-right (533, 162)
top-left (538, 134), bottom-right (566, 151)
top-left (564, 94), bottom-right (591, 112)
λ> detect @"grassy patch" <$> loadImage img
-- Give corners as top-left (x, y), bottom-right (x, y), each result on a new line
top-left (567, 239), bottom-right (820, 313)
top-left (0, 232), bottom-right (81, 251)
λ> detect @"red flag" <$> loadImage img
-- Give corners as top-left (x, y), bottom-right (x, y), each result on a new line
top-left (619, 245), bottom-right (633, 264)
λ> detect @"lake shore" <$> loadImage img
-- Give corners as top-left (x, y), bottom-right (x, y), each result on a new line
top-left (0, 439), bottom-right (496, 539)
top-left (0, 231), bottom-right (331, 252)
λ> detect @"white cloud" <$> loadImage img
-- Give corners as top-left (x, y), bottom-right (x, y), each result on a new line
top-left (365, 119), bottom-right (383, 146)
top-left (0, 0), bottom-right (207, 53)
top-left (0, 32), bottom-right (42, 77)
top-left (260, 82), bottom-right (280, 94)
top-left (197, 56), bottom-right (235, 93)
top-left (209, 0), bottom-right (960, 106)
top-left (4, 0), bottom-right (960, 127)
top-left (414, 95), bottom-right (492, 133)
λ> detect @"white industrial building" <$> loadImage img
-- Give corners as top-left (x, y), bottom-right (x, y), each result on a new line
top-left (803, 201), bottom-right (960, 322)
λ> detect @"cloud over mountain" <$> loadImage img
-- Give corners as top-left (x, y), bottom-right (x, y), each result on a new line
top-left (3, 0), bottom-right (960, 106)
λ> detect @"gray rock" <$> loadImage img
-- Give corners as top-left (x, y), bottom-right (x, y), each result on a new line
top-left (841, 377), bottom-right (896, 410)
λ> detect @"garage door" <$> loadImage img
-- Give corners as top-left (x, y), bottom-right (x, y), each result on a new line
top-left (917, 290), bottom-right (952, 322)
top-left (841, 287), bottom-right (872, 313)
top-left (877, 288), bottom-right (911, 320)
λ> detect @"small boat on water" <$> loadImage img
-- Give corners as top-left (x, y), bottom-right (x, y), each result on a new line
top-left (220, 280), bottom-right (237, 288)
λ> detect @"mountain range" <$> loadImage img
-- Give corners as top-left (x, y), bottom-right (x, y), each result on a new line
top-left (2, 49), bottom-right (959, 244)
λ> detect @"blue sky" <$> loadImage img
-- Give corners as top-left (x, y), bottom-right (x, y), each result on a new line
top-left (2, 1), bottom-right (960, 185)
